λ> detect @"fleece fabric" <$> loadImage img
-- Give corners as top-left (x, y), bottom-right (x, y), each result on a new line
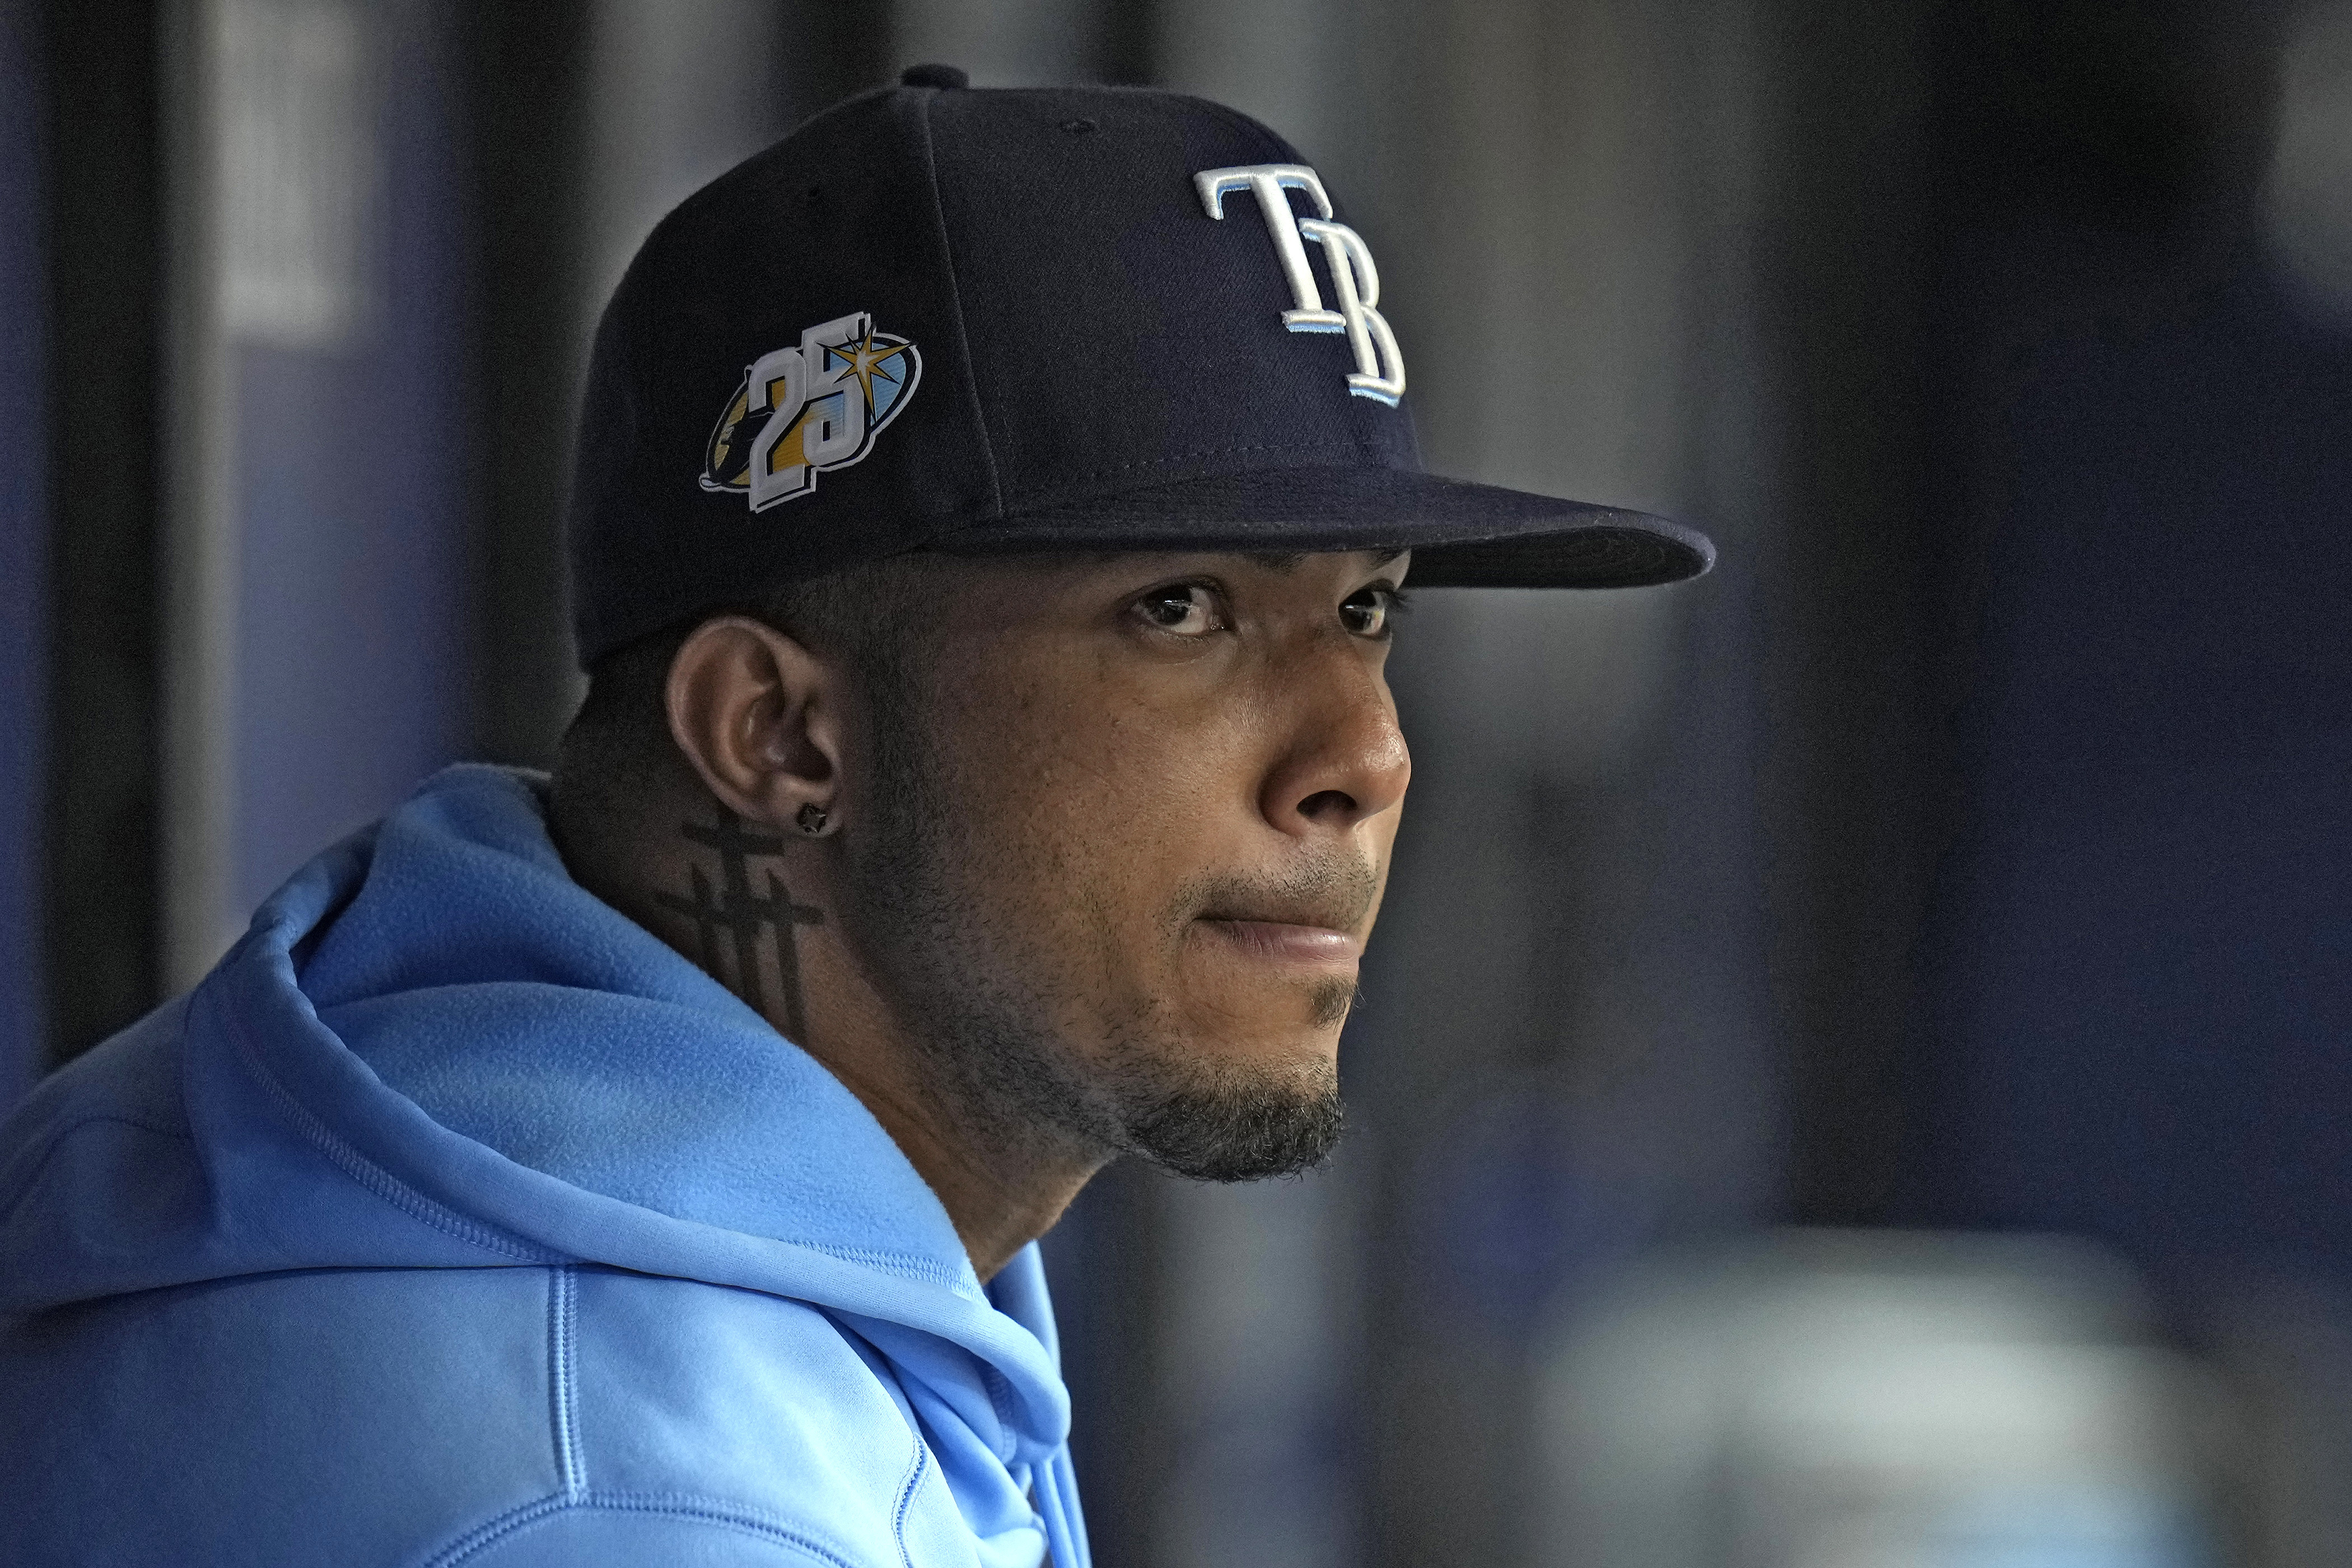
top-left (0, 764), bottom-right (1089, 1568)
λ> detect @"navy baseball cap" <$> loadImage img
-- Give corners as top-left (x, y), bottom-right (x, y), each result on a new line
top-left (567, 64), bottom-right (1715, 667)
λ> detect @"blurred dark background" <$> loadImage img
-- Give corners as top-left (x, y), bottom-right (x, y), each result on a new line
top-left (6, 2), bottom-right (2351, 1564)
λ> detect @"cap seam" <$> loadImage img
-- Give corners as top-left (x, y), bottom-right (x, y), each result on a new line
top-left (1005, 441), bottom-right (1370, 500)
top-left (911, 90), bottom-right (1006, 519)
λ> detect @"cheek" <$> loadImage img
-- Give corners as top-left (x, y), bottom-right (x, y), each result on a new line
top-left (941, 674), bottom-right (1247, 974)
top-left (1015, 716), bottom-right (1233, 913)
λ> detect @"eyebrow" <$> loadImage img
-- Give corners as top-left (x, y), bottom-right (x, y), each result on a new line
top-left (1242, 548), bottom-right (1406, 574)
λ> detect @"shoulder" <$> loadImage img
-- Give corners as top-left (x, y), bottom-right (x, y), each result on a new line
top-left (563, 1267), bottom-right (925, 1533)
top-left (0, 992), bottom-right (193, 1182)
top-left (0, 998), bottom-right (202, 1303)
top-left (468, 1267), bottom-right (969, 1568)
top-left (1, 1263), bottom-right (954, 1568)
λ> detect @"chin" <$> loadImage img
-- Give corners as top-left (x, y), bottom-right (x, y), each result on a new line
top-left (1101, 997), bottom-right (1351, 1182)
top-left (1116, 1052), bottom-right (1345, 1182)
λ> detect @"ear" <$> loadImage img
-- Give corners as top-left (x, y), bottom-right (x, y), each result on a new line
top-left (665, 617), bottom-right (844, 832)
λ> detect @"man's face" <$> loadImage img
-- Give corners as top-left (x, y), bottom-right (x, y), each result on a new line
top-left (839, 548), bottom-right (1411, 1179)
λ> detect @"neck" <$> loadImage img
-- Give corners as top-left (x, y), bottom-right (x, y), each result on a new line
top-left (788, 959), bottom-right (1108, 1278)
top-left (558, 795), bottom-right (1103, 1281)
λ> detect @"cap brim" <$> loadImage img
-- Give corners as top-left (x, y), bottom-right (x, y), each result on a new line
top-left (933, 466), bottom-right (1714, 588)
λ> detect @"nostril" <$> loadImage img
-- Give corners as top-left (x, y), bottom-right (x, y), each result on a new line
top-left (1298, 789), bottom-right (1357, 822)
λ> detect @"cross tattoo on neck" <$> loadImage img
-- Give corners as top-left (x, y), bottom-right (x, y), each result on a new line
top-left (652, 808), bottom-right (825, 1040)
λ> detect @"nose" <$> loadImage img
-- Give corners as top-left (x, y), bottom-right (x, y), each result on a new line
top-left (1258, 641), bottom-right (1411, 837)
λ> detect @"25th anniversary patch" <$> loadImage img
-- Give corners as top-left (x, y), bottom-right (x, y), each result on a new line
top-left (702, 311), bottom-right (921, 511)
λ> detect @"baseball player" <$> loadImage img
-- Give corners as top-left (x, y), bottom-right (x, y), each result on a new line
top-left (0, 66), bottom-right (1710, 1567)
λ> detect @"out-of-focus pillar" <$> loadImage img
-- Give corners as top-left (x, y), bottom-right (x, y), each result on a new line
top-left (156, 0), bottom-right (230, 995)
top-left (158, 0), bottom-right (477, 991)
top-left (463, 0), bottom-right (592, 771)
top-left (1751, 0), bottom-right (1941, 1232)
top-left (45, 0), bottom-right (166, 1057)
top-left (1, 0), bottom-right (46, 1105)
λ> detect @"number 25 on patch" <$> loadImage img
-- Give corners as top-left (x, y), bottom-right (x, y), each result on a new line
top-left (699, 311), bottom-right (923, 511)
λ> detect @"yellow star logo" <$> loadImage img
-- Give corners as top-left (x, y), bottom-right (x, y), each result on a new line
top-left (824, 330), bottom-right (907, 413)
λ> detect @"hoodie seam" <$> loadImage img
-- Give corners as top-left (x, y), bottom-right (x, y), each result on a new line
top-left (794, 1239), bottom-right (976, 1292)
top-left (423, 1489), bottom-right (864, 1567)
top-left (889, 1439), bottom-right (927, 1568)
top-left (548, 1266), bottom-right (584, 1499)
top-left (218, 987), bottom-right (552, 1265)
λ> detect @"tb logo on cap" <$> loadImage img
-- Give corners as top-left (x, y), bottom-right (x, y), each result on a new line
top-left (1196, 164), bottom-right (1406, 405)
top-left (701, 311), bottom-right (922, 511)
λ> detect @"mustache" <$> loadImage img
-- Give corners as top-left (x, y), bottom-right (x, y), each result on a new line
top-left (1177, 850), bottom-right (1384, 936)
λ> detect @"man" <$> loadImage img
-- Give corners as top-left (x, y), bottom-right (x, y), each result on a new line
top-left (0, 67), bottom-right (1708, 1567)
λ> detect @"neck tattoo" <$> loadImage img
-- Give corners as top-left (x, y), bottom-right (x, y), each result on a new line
top-left (654, 807), bottom-right (826, 1039)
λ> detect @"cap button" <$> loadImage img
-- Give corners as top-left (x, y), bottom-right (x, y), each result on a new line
top-left (899, 63), bottom-right (969, 90)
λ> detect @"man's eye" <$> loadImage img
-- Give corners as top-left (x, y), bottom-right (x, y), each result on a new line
top-left (1340, 586), bottom-right (1399, 637)
top-left (1133, 584), bottom-right (1224, 637)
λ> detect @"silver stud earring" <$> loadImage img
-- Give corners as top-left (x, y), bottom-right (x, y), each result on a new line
top-left (795, 802), bottom-right (829, 837)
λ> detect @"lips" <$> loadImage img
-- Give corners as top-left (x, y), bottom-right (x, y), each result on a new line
top-left (1186, 855), bottom-right (1380, 966)
top-left (1196, 917), bottom-right (1363, 965)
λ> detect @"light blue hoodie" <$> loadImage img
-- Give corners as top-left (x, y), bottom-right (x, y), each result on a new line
top-left (0, 766), bottom-right (1089, 1568)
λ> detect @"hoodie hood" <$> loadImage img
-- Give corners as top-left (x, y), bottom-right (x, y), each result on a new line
top-left (0, 765), bottom-right (1086, 1568)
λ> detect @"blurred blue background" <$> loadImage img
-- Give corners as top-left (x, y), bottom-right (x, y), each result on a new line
top-left (6, 2), bottom-right (2352, 1564)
